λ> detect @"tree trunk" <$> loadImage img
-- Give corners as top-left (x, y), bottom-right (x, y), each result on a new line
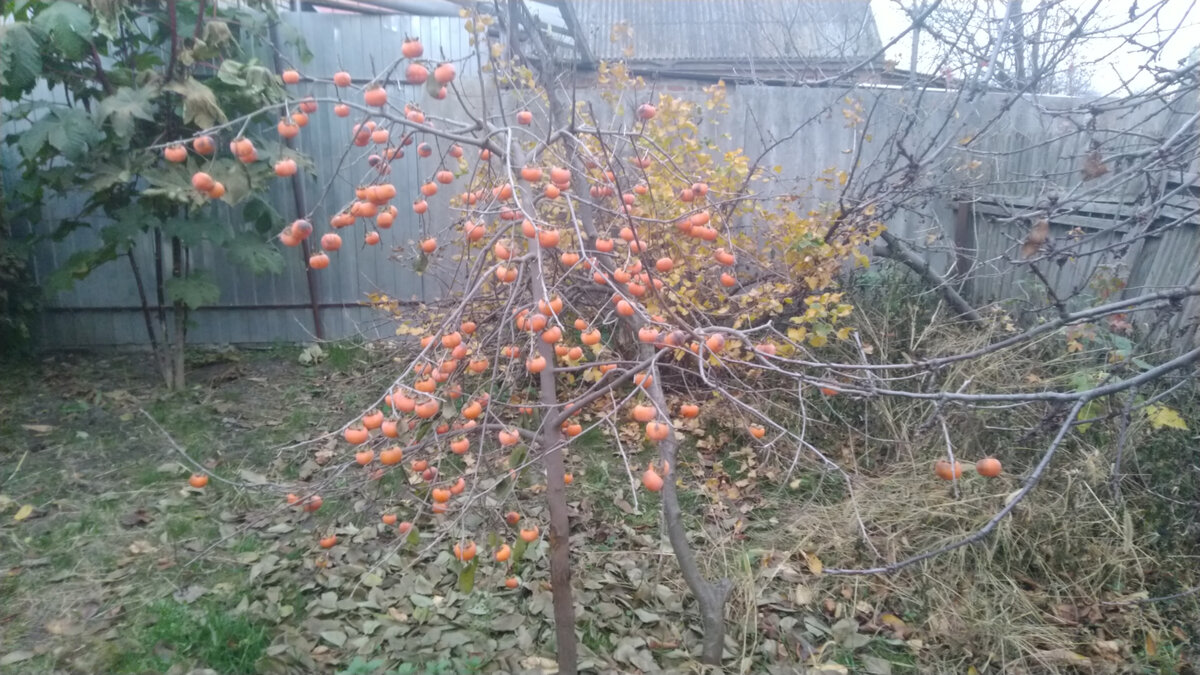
top-left (152, 229), bottom-right (175, 389)
top-left (127, 249), bottom-right (172, 385)
top-left (169, 235), bottom-right (186, 389)
top-left (530, 271), bottom-right (578, 675)
top-left (642, 350), bottom-right (732, 666)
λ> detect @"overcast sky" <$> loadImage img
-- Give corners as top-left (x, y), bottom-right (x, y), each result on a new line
top-left (870, 0), bottom-right (1200, 94)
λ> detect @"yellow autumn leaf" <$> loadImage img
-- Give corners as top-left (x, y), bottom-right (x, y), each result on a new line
top-left (1145, 404), bottom-right (1188, 431)
top-left (787, 326), bottom-right (807, 342)
top-left (809, 334), bottom-right (828, 348)
top-left (13, 504), bottom-right (34, 522)
top-left (805, 551), bottom-right (823, 575)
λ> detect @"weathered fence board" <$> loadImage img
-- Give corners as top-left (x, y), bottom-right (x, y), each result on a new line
top-left (3, 10), bottom-right (1196, 349)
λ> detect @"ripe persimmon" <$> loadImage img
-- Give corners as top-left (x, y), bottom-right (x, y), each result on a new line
top-left (453, 540), bottom-right (477, 561)
top-left (505, 577), bottom-right (520, 589)
top-left (401, 37), bottom-right (423, 58)
top-left (392, 393), bottom-right (416, 413)
top-left (679, 403), bottom-right (700, 418)
top-left (415, 399), bottom-right (440, 419)
top-left (192, 135), bottom-right (215, 155)
top-left (397, 521), bottom-right (413, 535)
top-left (362, 409), bottom-right (384, 429)
top-left (309, 252), bottom-right (330, 269)
top-left (321, 233), bottom-right (342, 252)
top-left (188, 473), bottom-right (209, 488)
top-left (344, 426), bottom-right (369, 444)
top-left (935, 459), bottom-right (963, 480)
top-left (976, 457), bottom-right (1002, 477)
top-left (381, 513), bottom-right (397, 525)
top-left (505, 511), bottom-right (521, 526)
top-left (645, 421), bottom-right (671, 441)
top-left (379, 419), bottom-right (399, 438)
top-left (705, 334), bottom-right (726, 353)
top-left (355, 450), bottom-right (374, 466)
top-left (748, 424), bottom-right (766, 439)
top-left (642, 466), bottom-right (664, 492)
top-left (164, 144), bottom-right (187, 163)
top-left (519, 526), bottom-right (539, 542)
top-left (420, 238), bottom-right (438, 254)
top-left (191, 172), bottom-right (215, 192)
top-left (406, 62), bottom-right (429, 84)
top-left (450, 437), bottom-right (470, 454)
top-left (632, 404), bottom-right (656, 423)
top-left (380, 447), bottom-right (403, 465)
top-left (319, 535), bottom-right (337, 549)
top-left (498, 428), bottom-right (521, 446)
top-left (496, 543), bottom-right (512, 562)
top-left (281, 69), bottom-right (300, 84)
top-left (516, 110), bottom-right (533, 125)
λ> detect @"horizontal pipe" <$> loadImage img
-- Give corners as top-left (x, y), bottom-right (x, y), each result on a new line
top-left (39, 301), bottom-right (419, 313)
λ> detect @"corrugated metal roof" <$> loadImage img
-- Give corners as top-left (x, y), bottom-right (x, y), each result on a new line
top-left (571, 0), bottom-right (882, 64)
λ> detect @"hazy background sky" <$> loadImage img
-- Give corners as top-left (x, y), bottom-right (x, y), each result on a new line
top-left (870, 0), bottom-right (1200, 94)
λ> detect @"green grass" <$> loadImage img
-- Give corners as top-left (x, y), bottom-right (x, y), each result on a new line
top-left (104, 599), bottom-right (270, 674)
top-left (325, 340), bottom-right (370, 372)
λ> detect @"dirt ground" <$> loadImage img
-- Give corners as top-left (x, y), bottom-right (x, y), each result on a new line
top-left (1, 345), bottom-right (1196, 674)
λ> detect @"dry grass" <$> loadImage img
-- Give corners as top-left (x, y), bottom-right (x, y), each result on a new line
top-left (719, 268), bottom-right (1200, 672)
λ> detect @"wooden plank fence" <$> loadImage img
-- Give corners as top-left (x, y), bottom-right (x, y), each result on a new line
top-left (3, 10), bottom-right (1197, 349)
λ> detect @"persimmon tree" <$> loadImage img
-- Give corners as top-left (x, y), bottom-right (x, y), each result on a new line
top-left (1, 0), bottom-right (293, 387)
top-left (162, 3), bottom-right (1200, 672)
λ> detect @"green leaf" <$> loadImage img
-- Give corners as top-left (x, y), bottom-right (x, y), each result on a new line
top-left (95, 86), bottom-right (159, 138)
top-left (216, 59), bottom-right (248, 87)
top-left (21, 108), bottom-right (104, 161)
top-left (1144, 404), bottom-right (1188, 431)
top-left (45, 244), bottom-right (119, 292)
top-left (456, 558), bottom-right (477, 593)
top-left (48, 108), bottom-right (102, 160)
top-left (165, 274), bottom-right (220, 309)
top-left (243, 196), bottom-right (282, 234)
top-left (86, 162), bottom-right (135, 192)
top-left (161, 214), bottom-right (229, 248)
top-left (32, 1), bottom-right (93, 60)
top-left (0, 23), bottom-right (43, 97)
top-left (202, 20), bottom-right (234, 49)
top-left (225, 234), bottom-right (284, 274)
top-left (164, 77), bottom-right (227, 129)
top-left (1075, 400), bottom-right (1102, 433)
top-left (17, 116), bottom-right (53, 160)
